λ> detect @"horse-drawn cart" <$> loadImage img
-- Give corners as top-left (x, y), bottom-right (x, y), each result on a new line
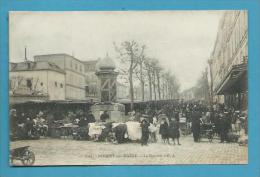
top-left (10, 146), bottom-right (35, 166)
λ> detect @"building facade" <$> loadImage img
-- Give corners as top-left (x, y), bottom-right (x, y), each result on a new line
top-left (11, 53), bottom-right (131, 103)
top-left (34, 54), bottom-right (85, 100)
top-left (83, 60), bottom-right (99, 101)
top-left (210, 10), bottom-right (248, 110)
top-left (9, 61), bottom-right (66, 102)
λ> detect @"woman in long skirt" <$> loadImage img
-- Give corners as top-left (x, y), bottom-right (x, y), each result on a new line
top-left (141, 119), bottom-right (150, 146)
top-left (159, 118), bottom-right (169, 144)
top-left (168, 118), bottom-right (181, 145)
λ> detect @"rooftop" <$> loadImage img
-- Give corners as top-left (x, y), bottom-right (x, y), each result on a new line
top-left (34, 53), bottom-right (84, 64)
top-left (10, 61), bottom-right (65, 74)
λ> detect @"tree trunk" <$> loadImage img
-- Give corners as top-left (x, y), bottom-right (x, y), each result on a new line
top-left (153, 71), bottom-right (157, 101)
top-left (165, 82), bottom-right (168, 99)
top-left (148, 70), bottom-right (152, 100)
top-left (168, 84), bottom-right (172, 99)
top-left (140, 63), bottom-right (145, 101)
top-left (129, 70), bottom-right (134, 111)
top-left (141, 81), bottom-right (145, 101)
top-left (162, 82), bottom-right (165, 99)
top-left (156, 70), bottom-right (161, 100)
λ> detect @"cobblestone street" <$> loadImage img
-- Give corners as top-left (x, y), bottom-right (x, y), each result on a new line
top-left (10, 136), bottom-right (248, 166)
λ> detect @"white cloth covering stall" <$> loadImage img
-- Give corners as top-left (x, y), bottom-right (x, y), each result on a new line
top-left (125, 121), bottom-right (142, 141)
top-left (88, 123), bottom-right (105, 139)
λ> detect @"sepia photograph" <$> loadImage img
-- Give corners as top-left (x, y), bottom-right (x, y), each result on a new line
top-left (9, 10), bottom-right (248, 166)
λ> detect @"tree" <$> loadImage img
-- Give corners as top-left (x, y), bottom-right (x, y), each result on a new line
top-left (150, 58), bottom-right (159, 100)
top-left (155, 64), bottom-right (162, 100)
top-left (161, 71), bottom-right (170, 99)
top-left (194, 70), bottom-right (210, 102)
top-left (162, 71), bottom-right (180, 100)
top-left (144, 58), bottom-right (153, 100)
top-left (134, 45), bottom-right (146, 101)
top-left (114, 40), bottom-right (145, 111)
top-left (115, 41), bottom-right (181, 104)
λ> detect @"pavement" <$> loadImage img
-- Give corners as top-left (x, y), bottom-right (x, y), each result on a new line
top-left (10, 135), bottom-right (248, 166)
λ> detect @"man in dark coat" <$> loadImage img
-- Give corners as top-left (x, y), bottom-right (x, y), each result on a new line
top-left (191, 107), bottom-right (201, 142)
top-left (168, 118), bottom-right (181, 145)
top-left (100, 111), bottom-right (109, 122)
top-left (140, 119), bottom-right (150, 146)
top-left (218, 113), bottom-right (229, 143)
top-left (78, 117), bottom-right (88, 127)
top-left (24, 118), bottom-right (34, 138)
top-left (99, 122), bottom-right (113, 141)
top-left (10, 109), bottom-right (18, 136)
top-left (113, 124), bottom-right (127, 144)
top-left (87, 111), bottom-right (96, 123)
top-left (174, 110), bottom-right (180, 122)
top-left (159, 118), bottom-right (169, 144)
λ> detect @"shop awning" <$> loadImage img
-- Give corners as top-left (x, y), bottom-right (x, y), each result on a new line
top-left (215, 63), bottom-right (247, 95)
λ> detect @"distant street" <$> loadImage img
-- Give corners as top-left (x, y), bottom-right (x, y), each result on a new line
top-left (10, 136), bottom-right (248, 166)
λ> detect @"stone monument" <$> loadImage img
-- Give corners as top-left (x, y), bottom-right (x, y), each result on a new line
top-left (91, 53), bottom-right (126, 122)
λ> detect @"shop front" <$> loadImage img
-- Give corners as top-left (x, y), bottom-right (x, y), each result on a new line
top-left (215, 63), bottom-right (247, 110)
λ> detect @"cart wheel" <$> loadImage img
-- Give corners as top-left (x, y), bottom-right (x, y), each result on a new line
top-left (21, 150), bottom-right (35, 166)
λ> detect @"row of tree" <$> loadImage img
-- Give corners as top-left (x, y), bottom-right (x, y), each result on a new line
top-left (193, 69), bottom-right (210, 102)
top-left (114, 40), bottom-right (180, 110)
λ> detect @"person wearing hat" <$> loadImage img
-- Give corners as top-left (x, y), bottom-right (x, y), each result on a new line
top-left (140, 118), bottom-right (150, 146)
top-left (218, 112), bottom-right (229, 143)
top-left (159, 118), bottom-right (169, 144)
top-left (10, 109), bottom-right (18, 137)
top-left (87, 110), bottom-right (96, 123)
top-left (191, 107), bottom-right (201, 142)
top-left (24, 117), bottom-right (34, 138)
top-left (168, 117), bottom-right (181, 145)
top-left (100, 110), bottom-right (109, 122)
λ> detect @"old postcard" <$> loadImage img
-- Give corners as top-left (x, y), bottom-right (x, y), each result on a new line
top-left (9, 10), bottom-right (248, 166)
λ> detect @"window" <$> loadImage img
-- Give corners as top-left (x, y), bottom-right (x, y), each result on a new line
top-left (40, 82), bottom-right (43, 86)
top-left (85, 86), bottom-right (89, 95)
top-left (26, 79), bottom-right (32, 90)
top-left (80, 65), bottom-right (82, 72)
top-left (55, 82), bottom-right (57, 87)
top-left (75, 63), bottom-right (78, 70)
top-left (70, 61), bottom-right (73, 68)
top-left (60, 83), bottom-right (63, 88)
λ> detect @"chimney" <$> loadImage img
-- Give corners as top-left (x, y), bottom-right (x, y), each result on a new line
top-left (24, 46), bottom-right (28, 61)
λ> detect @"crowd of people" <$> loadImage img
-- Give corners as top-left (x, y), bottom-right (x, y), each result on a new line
top-left (10, 109), bottom-right (48, 140)
top-left (10, 100), bottom-right (248, 145)
top-left (131, 101), bottom-right (247, 145)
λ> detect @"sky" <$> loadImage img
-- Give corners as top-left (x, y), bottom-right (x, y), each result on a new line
top-left (9, 11), bottom-right (223, 91)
